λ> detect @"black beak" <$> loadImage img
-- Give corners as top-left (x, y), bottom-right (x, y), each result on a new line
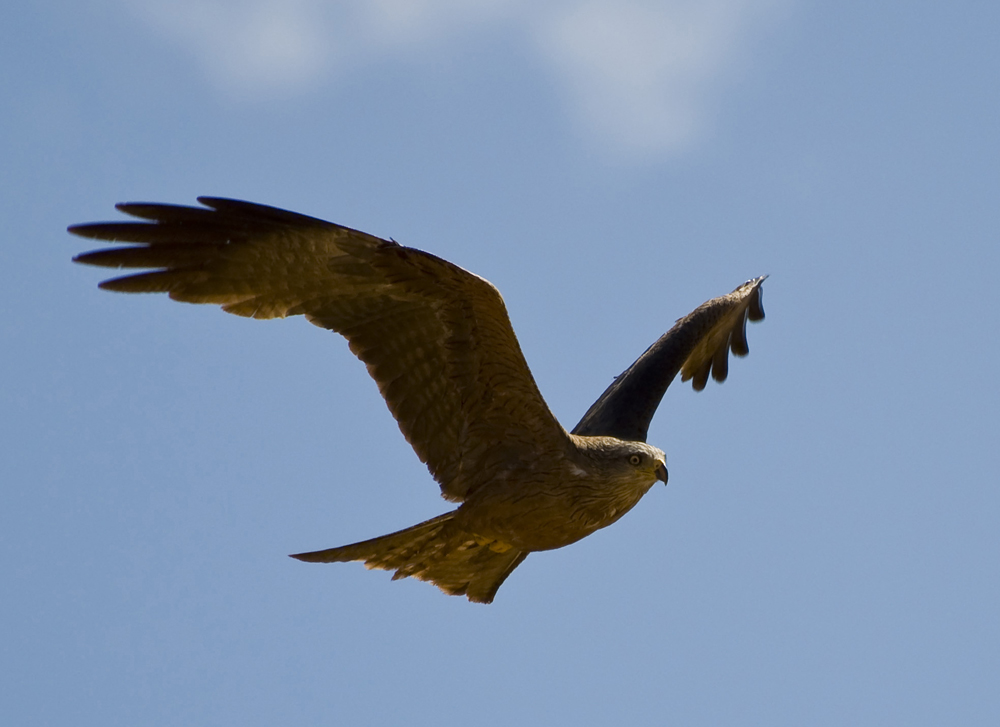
top-left (655, 461), bottom-right (668, 485)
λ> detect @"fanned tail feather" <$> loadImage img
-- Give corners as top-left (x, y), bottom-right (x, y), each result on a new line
top-left (290, 512), bottom-right (527, 604)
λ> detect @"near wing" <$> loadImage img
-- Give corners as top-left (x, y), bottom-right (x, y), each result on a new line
top-left (572, 277), bottom-right (766, 442)
top-left (70, 197), bottom-right (570, 502)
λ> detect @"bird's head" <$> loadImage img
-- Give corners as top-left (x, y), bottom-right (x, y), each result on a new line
top-left (574, 436), bottom-right (668, 487)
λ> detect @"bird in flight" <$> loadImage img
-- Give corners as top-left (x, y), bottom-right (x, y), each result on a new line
top-left (70, 197), bottom-right (766, 604)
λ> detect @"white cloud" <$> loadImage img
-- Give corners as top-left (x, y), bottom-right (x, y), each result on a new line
top-left (533, 1), bottom-right (771, 156)
top-left (132, 1), bottom-right (332, 91)
top-left (127, 0), bottom-right (785, 156)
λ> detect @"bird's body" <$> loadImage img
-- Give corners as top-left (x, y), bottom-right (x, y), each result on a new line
top-left (455, 436), bottom-right (666, 553)
top-left (71, 197), bottom-right (765, 603)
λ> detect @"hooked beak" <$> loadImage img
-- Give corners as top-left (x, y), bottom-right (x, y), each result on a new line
top-left (655, 460), bottom-right (668, 485)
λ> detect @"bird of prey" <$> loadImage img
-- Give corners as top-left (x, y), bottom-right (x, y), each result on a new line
top-left (70, 197), bottom-right (765, 604)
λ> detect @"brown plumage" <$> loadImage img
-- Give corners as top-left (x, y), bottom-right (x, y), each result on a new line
top-left (71, 197), bottom-right (765, 603)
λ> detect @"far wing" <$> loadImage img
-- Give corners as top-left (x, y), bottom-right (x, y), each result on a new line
top-left (71, 197), bottom-right (570, 502)
top-left (572, 277), bottom-right (766, 442)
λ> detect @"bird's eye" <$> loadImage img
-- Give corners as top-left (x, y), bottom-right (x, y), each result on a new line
top-left (629, 454), bottom-right (642, 466)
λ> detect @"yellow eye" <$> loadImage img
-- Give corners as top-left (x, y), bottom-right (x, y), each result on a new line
top-left (629, 454), bottom-right (642, 466)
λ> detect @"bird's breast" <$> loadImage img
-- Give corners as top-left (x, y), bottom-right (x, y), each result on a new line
top-left (456, 461), bottom-right (653, 552)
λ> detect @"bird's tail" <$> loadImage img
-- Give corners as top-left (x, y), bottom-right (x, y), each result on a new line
top-left (290, 511), bottom-right (528, 604)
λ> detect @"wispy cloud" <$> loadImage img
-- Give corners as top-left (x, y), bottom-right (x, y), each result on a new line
top-left (533, 1), bottom-right (778, 156)
top-left (128, 0), bottom-right (785, 157)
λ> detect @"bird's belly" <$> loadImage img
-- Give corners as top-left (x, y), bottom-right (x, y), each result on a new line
top-left (456, 476), bottom-right (650, 552)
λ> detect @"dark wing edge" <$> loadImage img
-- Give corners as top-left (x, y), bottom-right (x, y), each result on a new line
top-left (572, 276), bottom-right (767, 442)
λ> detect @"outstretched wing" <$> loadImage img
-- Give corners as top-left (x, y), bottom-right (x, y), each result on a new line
top-left (572, 277), bottom-right (766, 442)
top-left (70, 197), bottom-right (570, 502)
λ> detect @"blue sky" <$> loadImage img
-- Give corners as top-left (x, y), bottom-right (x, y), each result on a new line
top-left (3, 1), bottom-right (999, 725)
